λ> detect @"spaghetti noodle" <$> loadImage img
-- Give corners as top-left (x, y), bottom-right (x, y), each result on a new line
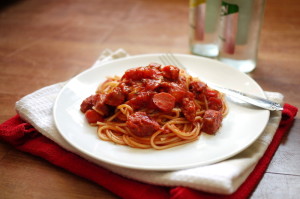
top-left (80, 63), bottom-right (227, 150)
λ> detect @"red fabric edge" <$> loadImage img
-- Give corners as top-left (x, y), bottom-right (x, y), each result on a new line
top-left (170, 104), bottom-right (298, 199)
top-left (0, 104), bottom-right (298, 199)
top-left (0, 115), bottom-right (169, 199)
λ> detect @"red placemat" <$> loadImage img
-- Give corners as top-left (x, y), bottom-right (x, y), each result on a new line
top-left (0, 104), bottom-right (297, 199)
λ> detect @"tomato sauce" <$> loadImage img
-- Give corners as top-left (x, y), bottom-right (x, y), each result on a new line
top-left (81, 63), bottom-right (224, 135)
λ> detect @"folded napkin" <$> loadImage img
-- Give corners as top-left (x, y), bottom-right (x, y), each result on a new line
top-left (0, 49), bottom-right (298, 199)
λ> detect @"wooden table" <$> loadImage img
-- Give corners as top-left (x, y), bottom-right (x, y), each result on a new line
top-left (0, 0), bottom-right (299, 198)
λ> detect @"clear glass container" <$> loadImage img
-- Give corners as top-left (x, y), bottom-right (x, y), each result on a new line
top-left (189, 0), bottom-right (222, 58)
top-left (218, 0), bottom-right (266, 73)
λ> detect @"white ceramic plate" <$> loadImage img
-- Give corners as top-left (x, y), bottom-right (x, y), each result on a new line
top-left (53, 54), bottom-right (270, 171)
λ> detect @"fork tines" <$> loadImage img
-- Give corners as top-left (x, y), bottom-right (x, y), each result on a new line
top-left (159, 53), bottom-right (185, 69)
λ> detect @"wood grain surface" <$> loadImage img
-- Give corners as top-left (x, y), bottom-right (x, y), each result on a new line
top-left (0, 0), bottom-right (299, 198)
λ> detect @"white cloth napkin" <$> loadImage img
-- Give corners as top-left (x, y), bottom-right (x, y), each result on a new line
top-left (15, 49), bottom-right (284, 195)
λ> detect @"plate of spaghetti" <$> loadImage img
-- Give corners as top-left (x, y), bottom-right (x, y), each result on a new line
top-left (53, 53), bottom-right (270, 170)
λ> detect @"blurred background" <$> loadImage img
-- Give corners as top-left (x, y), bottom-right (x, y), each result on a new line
top-left (0, 0), bottom-right (299, 109)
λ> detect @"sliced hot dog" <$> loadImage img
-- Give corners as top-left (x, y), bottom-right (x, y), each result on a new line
top-left (85, 110), bottom-right (104, 124)
top-left (152, 92), bottom-right (175, 112)
top-left (202, 109), bottom-right (223, 134)
top-left (127, 112), bottom-right (160, 137)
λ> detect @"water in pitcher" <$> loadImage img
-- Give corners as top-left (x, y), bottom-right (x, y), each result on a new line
top-left (189, 0), bottom-right (222, 58)
top-left (218, 0), bottom-right (266, 73)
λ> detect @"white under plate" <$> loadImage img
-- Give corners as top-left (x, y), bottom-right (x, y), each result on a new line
top-left (53, 53), bottom-right (270, 171)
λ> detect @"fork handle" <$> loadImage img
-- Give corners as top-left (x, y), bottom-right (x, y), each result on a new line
top-left (210, 85), bottom-right (283, 111)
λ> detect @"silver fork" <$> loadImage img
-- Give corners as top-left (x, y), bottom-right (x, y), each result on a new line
top-left (159, 53), bottom-right (283, 111)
